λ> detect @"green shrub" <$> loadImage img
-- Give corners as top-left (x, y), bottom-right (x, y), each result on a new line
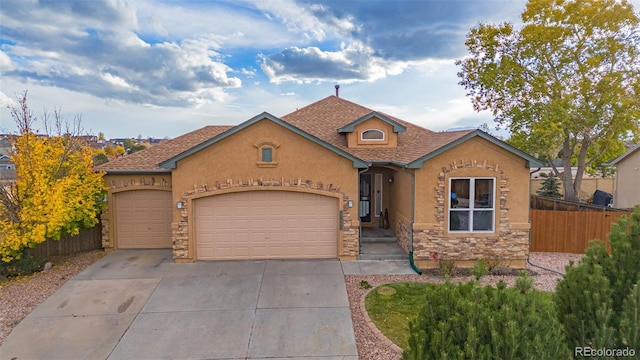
top-left (555, 205), bottom-right (640, 356)
top-left (403, 273), bottom-right (568, 360)
top-left (0, 254), bottom-right (46, 278)
top-left (437, 259), bottom-right (457, 278)
top-left (472, 258), bottom-right (488, 280)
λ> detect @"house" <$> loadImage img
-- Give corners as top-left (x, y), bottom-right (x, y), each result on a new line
top-left (606, 143), bottom-right (640, 209)
top-left (96, 95), bottom-right (542, 269)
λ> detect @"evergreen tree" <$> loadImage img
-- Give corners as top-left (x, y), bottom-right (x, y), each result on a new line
top-left (537, 173), bottom-right (562, 198)
top-left (555, 206), bottom-right (640, 355)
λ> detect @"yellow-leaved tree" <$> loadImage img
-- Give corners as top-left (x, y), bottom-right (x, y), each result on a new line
top-left (0, 92), bottom-right (106, 262)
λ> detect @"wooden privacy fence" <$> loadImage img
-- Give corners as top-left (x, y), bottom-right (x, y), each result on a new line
top-left (529, 209), bottom-right (631, 254)
top-left (25, 223), bottom-right (102, 258)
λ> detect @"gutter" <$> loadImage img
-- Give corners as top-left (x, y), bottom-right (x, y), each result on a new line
top-left (403, 166), bottom-right (422, 275)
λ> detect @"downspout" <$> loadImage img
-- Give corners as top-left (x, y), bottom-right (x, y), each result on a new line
top-left (403, 166), bottom-right (422, 274)
top-left (527, 167), bottom-right (564, 275)
top-left (358, 166), bottom-right (370, 255)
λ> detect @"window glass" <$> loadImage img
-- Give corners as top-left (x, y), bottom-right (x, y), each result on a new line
top-left (261, 147), bottom-right (272, 162)
top-left (451, 179), bottom-right (470, 209)
top-left (449, 178), bottom-right (495, 232)
top-left (474, 178), bottom-right (493, 208)
top-left (361, 129), bottom-right (384, 140)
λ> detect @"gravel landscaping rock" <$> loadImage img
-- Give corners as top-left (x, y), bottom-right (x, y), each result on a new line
top-left (0, 249), bottom-right (106, 346)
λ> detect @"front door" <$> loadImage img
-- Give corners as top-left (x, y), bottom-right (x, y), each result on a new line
top-left (359, 174), bottom-right (371, 223)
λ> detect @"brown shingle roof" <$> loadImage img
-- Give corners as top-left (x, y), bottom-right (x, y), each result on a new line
top-left (98, 96), bottom-right (476, 172)
top-left (96, 125), bottom-right (232, 172)
top-left (281, 96), bottom-right (473, 163)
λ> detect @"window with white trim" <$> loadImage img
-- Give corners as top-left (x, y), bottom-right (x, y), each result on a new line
top-left (361, 129), bottom-right (385, 140)
top-left (449, 177), bottom-right (495, 232)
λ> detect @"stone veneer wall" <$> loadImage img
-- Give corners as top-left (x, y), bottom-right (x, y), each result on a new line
top-left (414, 160), bottom-right (529, 265)
top-left (102, 176), bottom-right (172, 249)
top-left (173, 177), bottom-right (359, 261)
top-left (395, 213), bottom-right (411, 253)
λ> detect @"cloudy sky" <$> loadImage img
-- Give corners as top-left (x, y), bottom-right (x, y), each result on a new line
top-left (1, 0), bottom-right (637, 139)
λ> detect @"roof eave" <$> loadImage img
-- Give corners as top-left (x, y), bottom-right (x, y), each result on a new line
top-left (158, 112), bottom-right (369, 169)
top-left (605, 143), bottom-right (640, 166)
top-left (337, 111), bottom-right (407, 133)
top-left (99, 169), bottom-right (172, 175)
top-left (405, 130), bottom-right (544, 169)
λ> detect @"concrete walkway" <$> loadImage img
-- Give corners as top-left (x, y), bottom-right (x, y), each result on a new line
top-left (1, 250), bottom-right (415, 359)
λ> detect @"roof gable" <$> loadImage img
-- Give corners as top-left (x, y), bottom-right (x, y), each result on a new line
top-left (405, 130), bottom-right (544, 168)
top-left (158, 112), bottom-right (368, 169)
top-left (337, 111), bottom-right (407, 133)
top-left (606, 142), bottom-right (640, 166)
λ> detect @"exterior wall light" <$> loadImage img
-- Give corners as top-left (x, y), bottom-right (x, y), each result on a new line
top-left (176, 201), bottom-right (184, 209)
top-left (388, 175), bottom-right (394, 183)
top-left (348, 200), bottom-right (353, 208)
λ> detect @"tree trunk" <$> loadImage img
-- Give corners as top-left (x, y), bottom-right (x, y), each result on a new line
top-left (561, 137), bottom-right (577, 201)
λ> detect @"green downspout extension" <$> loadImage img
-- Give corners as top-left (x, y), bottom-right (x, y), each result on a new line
top-left (403, 166), bottom-right (422, 275)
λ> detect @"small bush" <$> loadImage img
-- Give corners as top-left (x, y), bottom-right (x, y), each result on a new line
top-left (489, 264), bottom-right (513, 276)
top-left (472, 258), bottom-right (488, 280)
top-left (360, 280), bottom-right (372, 289)
top-left (437, 259), bottom-right (456, 278)
top-left (0, 255), bottom-right (46, 278)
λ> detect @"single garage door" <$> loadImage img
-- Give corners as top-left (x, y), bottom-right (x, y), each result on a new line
top-left (115, 190), bottom-right (173, 248)
top-left (195, 191), bottom-right (338, 260)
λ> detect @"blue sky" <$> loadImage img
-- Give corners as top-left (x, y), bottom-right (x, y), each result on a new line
top-left (1, 0), bottom-right (638, 139)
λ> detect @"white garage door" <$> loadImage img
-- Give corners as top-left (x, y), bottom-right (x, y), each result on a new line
top-left (195, 191), bottom-right (338, 260)
top-left (115, 190), bottom-right (173, 249)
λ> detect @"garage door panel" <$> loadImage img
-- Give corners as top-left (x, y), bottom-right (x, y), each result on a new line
top-left (196, 191), bottom-right (338, 260)
top-left (115, 190), bottom-right (172, 249)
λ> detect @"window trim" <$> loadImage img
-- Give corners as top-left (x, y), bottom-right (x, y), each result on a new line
top-left (254, 139), bottom-right (280, 168)
top-left (360, 128), bottom-right (385, 141)
top-left (448, 177), bottom-right (496, 233)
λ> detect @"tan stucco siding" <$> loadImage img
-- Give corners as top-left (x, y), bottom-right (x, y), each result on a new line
top-left (614, 151), bottom-right (640, 209)
top-left (172, 119), bottom-right (358, 215)
top-left (170, 119), bottom-right (360, 260)
top-left (412, 137), bottom-right (531, 267)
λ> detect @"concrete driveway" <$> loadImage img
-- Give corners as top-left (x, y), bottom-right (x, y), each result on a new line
top-left (0, 250), bottom-right (359, 360)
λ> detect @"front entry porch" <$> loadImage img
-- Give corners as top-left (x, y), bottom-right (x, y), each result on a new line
top-left (358, 227), bottom-right (407, 260)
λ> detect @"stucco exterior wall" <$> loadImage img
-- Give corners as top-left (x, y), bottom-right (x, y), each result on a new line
top-left (614, 150), bottom-right (640, 209)
top-left (101, 173), bottom-right (173, 249)
top-left (170, 118), bottom-right (360, 261)
top-left (413, 137), bottom-right (531, 268)
top-left (388, 167), bottom-right (413, 252)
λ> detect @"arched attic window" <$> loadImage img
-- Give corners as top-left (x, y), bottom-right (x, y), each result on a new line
top-left (360, 129), bottom-right (385, 141)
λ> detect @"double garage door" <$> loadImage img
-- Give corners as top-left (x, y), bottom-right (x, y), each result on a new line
top-left (195, 191), bottom-right (339, 260)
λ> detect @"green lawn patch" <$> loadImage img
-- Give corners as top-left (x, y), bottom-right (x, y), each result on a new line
top-left (364, 282), bottom-right (434, 350)
top-left (365, 281), bottom-right (559, 354)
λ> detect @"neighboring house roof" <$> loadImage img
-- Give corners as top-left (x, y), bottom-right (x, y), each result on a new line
top-left (98, 95), bottom-right (542, 173)
top-left (96, 125), bottom-right (232, 173)
top-left (606, 142), bottom-right (640, 166)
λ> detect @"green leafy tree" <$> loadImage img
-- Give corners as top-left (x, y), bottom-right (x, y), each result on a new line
top-left (555, 206), bottom-right (640, 355)
top-left (122, 138), bottom-right (146, 154)
top-left (0, 92), bottom-right (106, 262)
top-left (536, 173), bottom-right (562, 198)
top-left (457, 0), bottom-right (640, 201)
